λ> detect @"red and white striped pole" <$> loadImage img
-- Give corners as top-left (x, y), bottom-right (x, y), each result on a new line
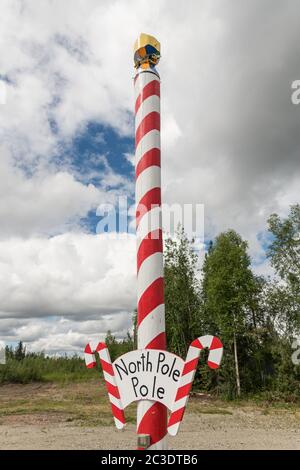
top-left (134, 34), bottom-right (167, 450)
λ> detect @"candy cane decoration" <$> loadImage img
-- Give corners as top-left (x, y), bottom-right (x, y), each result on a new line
top-left (167, 335), bottom-right (223, 436)
top-left (134, 34), bottom-right (167, 449)
top-left (84, 342), bottom-right (125, 430)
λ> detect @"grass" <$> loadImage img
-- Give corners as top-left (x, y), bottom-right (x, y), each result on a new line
top-left (0, 379), bottom-right (137, 427)
top-left (1, 355), bottom-right (299, 425)
top-left (0, 356), bottom-right (99, 385)
top-left (1, 378), bottom-right (299, 430)
top-left (192, 406), bottom-right (233, 415)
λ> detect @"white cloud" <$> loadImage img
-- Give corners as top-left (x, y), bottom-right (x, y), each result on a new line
top-left (0, 0), bottom-right (299, 352)
top-left (124, 152), bottom-right (135, 167)
top-left (0, 314), bottom-right (133, 355)
top-left (1, 0), bottom-right (298, 241)
top-left (0, 145), bottom-right (120, 238)
top-left (0, 232), bottom-right (136, 320)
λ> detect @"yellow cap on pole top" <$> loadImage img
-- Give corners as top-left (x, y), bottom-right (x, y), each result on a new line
top-left (134, 33), bottom-right (160, 69)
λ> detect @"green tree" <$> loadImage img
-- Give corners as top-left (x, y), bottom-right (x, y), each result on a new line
top-left (267, 204), bottom-right (300, 333)
top-left (164, 227), bottom-right (202, 358)
top-left (105, 331), bottom-right (119, 362)
top-left (202, 230), bottom-right (257, 396)
top-left (105, 330), bottom-right (134, 362)
top-left (265, 205), bottom-right (300, 397)
top-left (14, 341), bottom-right (26, 361)
top-left (267, 204), bottom-right (300, 294)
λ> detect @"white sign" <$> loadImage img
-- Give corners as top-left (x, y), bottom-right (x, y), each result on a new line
top-left (113, 349), bottom-right (184, 409)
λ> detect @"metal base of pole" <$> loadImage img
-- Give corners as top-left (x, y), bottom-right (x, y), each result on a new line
top-left (137, 434), bottom-right (151, 450)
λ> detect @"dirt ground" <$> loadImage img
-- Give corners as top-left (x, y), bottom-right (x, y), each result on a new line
top-left (0, 382), bottom-right (299, 450)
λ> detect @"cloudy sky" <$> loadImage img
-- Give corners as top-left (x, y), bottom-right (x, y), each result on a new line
top-left (0, 0), bottom-right (299, 354)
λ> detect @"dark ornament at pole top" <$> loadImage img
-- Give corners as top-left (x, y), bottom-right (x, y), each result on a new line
top-left (134, 33), bottom-right (160, 70)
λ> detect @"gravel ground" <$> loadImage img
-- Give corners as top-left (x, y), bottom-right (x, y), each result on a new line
top-left (0, 382), bottom-right (299, 450)
top-left (0, 408), bottom-right (299, 450)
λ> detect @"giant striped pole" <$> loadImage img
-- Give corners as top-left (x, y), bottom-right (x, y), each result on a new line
top-left (134, 34), bottom-right (167, 450)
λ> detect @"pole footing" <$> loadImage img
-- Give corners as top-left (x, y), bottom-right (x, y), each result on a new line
top-left (137, 434), bottom-right (151, 450)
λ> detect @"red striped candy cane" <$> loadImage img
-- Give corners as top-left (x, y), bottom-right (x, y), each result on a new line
top-left (168, 335), bottom-right (223, 436)
top-left (135, 63), bottom-right (167, 448)
top-left (84, 342), bottom-right (125, 430)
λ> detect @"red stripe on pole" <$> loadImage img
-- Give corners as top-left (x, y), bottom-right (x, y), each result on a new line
top-left (136, 187), bottom-right (161, 228)
top-left (137, 229), bottom-right (163, 272)
top-left (100, 359), bottom-right (114, 376)
top-left (136, 148), bottom-right (161, 179)
top-left (137, 402), bottom-right (167, 447)
top-left (110, 403), bottom-right (125, 424)
top-left (182, 357), bottom-right (199, 376)
top-left (175, 382), bottom-right (192, 401)
top-left (135, 79), bottom-right (160, 114)
top-left (146, 331), bottom-right (166, 350)
top-left (135, 111), bottom-right (160, 148)
top-left (137, 277), bottom-right (164, 326)
top-left (105, 381), bottom-right (121, 399)
top-left (168, 407), bottom-right (185, 428)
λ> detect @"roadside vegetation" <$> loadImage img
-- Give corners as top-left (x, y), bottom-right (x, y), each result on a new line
top-left (1, 204), bottom-right (299, 404)
top-left (0, 333), bottom-right (134, 385)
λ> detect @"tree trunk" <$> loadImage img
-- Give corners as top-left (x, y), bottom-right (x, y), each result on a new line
top-left (251, 307), bottom-right (257, 329)
top-left (233, 332), bottom-right (241, 396)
